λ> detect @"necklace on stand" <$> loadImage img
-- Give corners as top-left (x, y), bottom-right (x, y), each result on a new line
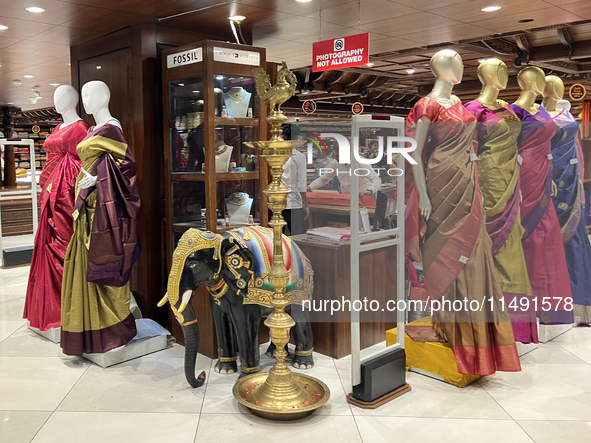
top-left (228, 88), bottom-right (248, 102)
top-left (228, 192), bottom-right (250, 206)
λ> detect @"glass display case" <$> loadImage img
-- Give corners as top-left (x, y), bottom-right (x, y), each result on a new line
top-left (162, 41), bottom-right (269, 262)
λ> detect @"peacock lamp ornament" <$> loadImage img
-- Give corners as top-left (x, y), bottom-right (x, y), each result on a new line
top-left (232, 62), bottom-right (330, 420)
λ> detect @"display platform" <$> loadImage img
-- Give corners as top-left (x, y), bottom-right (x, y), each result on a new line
top-left (516, 341), bottom-right (539, 356)
top-left (83, 319), bottom-right (168, 368)
top-left (386, 317), bottom-right (480, 388)
top-left (538, 323), bottom-right (572, 343)
top-left (28, 322), bottom-right (61, 343)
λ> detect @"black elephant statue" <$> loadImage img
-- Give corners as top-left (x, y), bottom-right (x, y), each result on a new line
top-left (158, 226), bottom-right (315, 388)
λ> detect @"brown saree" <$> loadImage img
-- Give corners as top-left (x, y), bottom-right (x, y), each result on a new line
top-left (405, 97), bottom-right (520, 376)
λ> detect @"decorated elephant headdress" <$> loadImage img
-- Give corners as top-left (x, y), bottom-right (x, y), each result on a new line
top-left (159, 229), bottom-right (223, 323)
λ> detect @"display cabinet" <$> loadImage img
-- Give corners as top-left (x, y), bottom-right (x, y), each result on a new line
top-left (162, 41), bottom-right (269, 263)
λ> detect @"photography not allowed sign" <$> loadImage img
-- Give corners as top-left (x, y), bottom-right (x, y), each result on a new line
top-left (312, 33), bottom-right (369, 72)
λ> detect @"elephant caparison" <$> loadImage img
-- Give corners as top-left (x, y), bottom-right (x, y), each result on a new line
top-left (158, 227), bottom-right (315, 388)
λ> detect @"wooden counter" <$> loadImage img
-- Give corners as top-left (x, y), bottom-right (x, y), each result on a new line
top-left (292, 234), bottom-right (397, 359)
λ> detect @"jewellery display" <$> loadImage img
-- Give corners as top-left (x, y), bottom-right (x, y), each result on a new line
top-left (226, 192), bottom-right (253, 224)
top-left (229, 192), bottom-right (250, 206)
top-left (223, 86), bottom-right (252, 118)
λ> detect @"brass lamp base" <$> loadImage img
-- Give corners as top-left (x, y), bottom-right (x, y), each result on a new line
top-left (233, 372), bottom-right (330, 421)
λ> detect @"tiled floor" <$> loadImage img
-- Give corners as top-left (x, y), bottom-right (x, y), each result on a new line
top-left (1, 266), bottom-right (591, 442)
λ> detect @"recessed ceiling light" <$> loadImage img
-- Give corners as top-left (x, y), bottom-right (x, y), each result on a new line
top-left (481, 6), bottom-right (501, 12)
top-left (96, 65), bottom-right (101, 70)
top-left (406, 69), bottom-right (415, 74)
top-left (518, 18), bottom-right (534, 23)
top-left (25, 6), bottom-right (45, 13)
top-left (178, 83), bottom-right (185, 86)
top-left (24, 74), bottom-right (33, 78)
top-left (367, 62), bottom-right (375, 67)
top-left (295, 0), bottom-right (313, 2)
top-left (50, 83), bottom-right (59, 86)
top-left (228, 15), bottom-right (246, 21)
top-left (192, 90), bottom-right (200, 93)
top-left (7, 102), bottom-right (14, 105)
top-left (0, 25), bottom-right (8, 30)
top-left (216, 75), bottom-right (224, 80)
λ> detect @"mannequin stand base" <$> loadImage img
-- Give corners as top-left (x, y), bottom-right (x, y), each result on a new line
top-left (538, 323), bottom-right (572, 343)
top-left (346, 383), bottom-right (412, 409)
top-left (83, 319), bottom-right (168, 368)
top-left (28, 322), bottom-right (61, 344)
top-left (516, 341), bottom-right (538, 356)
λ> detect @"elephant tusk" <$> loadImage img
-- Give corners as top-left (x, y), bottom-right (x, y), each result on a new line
top-left (157, 294), bottom-right (169, 307)
top-left (178, 302), bottom-right (188, 313)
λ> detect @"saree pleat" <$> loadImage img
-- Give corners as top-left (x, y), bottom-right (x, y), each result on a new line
top-left (61, 124), bottom-right (140, 356)
top-left (551, 110), bottom-right (591, 324)
top-left (511, 105), bottom-right (573, 325)
top-left (465, 102), bottom-right (536, 343)
top-left (23, 120), bottom-right (88, 331)
top-left (406, 97), bottom-right (520, 376)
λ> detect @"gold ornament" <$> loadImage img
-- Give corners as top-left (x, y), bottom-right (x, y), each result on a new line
top-left (228, 192), bottom-right (250, 206)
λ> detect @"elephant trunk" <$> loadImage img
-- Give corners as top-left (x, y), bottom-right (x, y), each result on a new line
top-left (180, 303), bottom-right (206, 388)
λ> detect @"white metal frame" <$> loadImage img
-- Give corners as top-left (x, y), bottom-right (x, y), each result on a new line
top-left (349, 115), bottom-right (406, 388)
top-left (0, 139), bottom-right (39, 266)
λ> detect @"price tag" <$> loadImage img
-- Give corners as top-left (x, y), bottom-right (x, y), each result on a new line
top-left (570, 158), bottom-right (579, 164)
top-left (459, 255), bottom-right (469, 264)
top-left (547, 154), bottom-right (553, 160)
top-left (517, 155), bottom-right (523, 165)
top-left (469, 153), bottom-right (478, 162)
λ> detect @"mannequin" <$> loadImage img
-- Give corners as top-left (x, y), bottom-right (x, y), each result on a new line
top-left (510, 69), bottom-right (573, 325)
top-left (23, 85), bottom-right (88, 334)
top-left (226, 192), bottom-right (253, 224)
top-left (405, 49), bottom-right (520, 376)
top-left (223, 86), bottom-right (251, 118)
top-left (544, 76), bottom-right (591, 324)
top-left (60, 80), bottom-right (141, 356)
top-left (465, 60), bottom-right (536, 343)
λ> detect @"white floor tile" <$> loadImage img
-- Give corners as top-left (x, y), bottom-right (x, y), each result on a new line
top-left (0, 411), bottom-right (51, 443)
top-left (196, 413), bottom-right (362, 443)
top-left (0, 356), bottom-right (89, 410)
top-left (31, 412), bottom-right (199, 443)
top-left (519, 341), bottom-right (588, 365)
top-left (143, 343), bottom-right (186, 358)
top-left (517, 420), bottom-right (591, 443)
top-left (349, 370), bottom-right (510, 419)
top-left (58, 356), bottom-right (211, 413)
top-left (552, 327), bottom-right (591, 364)
top-left (0, 325), bottom-right (65, 357)
top-left (354, 416), bottom-right (534, 443)
top-left (0, 320), bottom-right (26, 343)
top-left (479, 364), bottom-right (591, 420)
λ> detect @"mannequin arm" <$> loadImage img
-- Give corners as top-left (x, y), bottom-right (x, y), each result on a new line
top-left (411, 116), bottom-right (432, 220)
top-left (551, 180), bottom-right (558, 197)
top-left (78, 167), bottom-right (97, 189)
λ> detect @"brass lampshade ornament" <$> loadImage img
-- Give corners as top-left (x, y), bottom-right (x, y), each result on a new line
top-left (233, 62), bottom-right (330, 420)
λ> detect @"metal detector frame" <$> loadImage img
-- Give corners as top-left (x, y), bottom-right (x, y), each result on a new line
top-left (349, 115), bottom-right (406, 389)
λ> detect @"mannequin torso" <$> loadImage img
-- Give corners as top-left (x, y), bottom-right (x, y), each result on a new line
top-left (223, 87), bottom-right (251, 118)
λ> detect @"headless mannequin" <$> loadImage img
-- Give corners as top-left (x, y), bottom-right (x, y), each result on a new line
top-left (542, 75), bottom-right (565, 117)
top-left (411, 49), bottom-right (464, 220)
top-left (54, 85), bottom-right (83, 127)
top-left (79, 81), bottom-right (122, 189)
top-left (474, 59), bottom-right (509, 110)
top-left (223, 87), bottom-right (251, 118)
top-left (513, 66), bottom-right (545, 115)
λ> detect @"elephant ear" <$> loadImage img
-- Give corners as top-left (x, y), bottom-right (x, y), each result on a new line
top-left (220, 236), bottom-right (255, 297)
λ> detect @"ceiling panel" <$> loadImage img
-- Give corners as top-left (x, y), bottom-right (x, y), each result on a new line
top-left (469, 7), bottom-right (584, 33)
top-left (0, 0), bottom-right (90, 25)
top-left (430, 0), bottom-right (556, 23)
top-left (302, 0), bottom-right (420, 27)
top-left (404, 23), bottom-right (494, 45)
top-left (360, 12), bottom-right (464, 37)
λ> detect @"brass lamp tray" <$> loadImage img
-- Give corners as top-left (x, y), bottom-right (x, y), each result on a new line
top-left (233, 372), bottom-right (330, 421)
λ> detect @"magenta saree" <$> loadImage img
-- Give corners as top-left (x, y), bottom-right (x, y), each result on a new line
top-left (510, 104), bottom-right (573, 325)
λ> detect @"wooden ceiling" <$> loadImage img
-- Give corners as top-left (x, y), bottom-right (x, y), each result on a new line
top-left (0, 0), bottom-right (589, 110)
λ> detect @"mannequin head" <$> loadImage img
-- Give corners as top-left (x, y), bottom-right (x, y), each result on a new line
top-left (81, 80), bottom-right (111, 115)
top-left (516, 66), bottom-right (545, 95)
top-left (477, 59), bottom-right (508, 90)
top-left (53, 85), bottom-right (79, 114)
top-left (430, 49), bottom-right (463, 84)
top-left (543, 75), bottom-right (565, 101)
